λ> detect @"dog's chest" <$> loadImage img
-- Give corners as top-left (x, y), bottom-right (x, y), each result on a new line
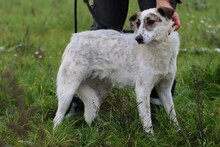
top-left (137, 45), bottom-right (174, 75)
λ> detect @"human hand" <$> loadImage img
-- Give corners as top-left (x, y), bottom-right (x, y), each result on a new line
top-left (156, 0), bottom-right (181, 31)
top-left (172, 11), bottom-right (181, 30)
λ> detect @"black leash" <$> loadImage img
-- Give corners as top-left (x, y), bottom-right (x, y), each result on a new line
top-left (74, 0), bottom-right (77, 33)
top-left (84, 0), bottom-right (94, 15)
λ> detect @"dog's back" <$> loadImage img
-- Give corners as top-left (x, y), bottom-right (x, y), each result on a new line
top-left (63, 30), bottom-right (139, 87)
top-left (62, 29), bottom-right (178, 87)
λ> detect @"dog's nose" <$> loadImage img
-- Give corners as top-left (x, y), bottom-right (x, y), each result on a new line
top-left (135, 35), bottom-right (144, 44)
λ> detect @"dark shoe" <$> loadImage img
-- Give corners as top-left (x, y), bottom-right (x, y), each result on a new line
top-left (65, 95), bottom-right (84, 117)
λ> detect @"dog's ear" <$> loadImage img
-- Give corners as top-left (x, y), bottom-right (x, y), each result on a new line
top-left (129, 13), bottom-right (140, 29)
top-left (157, 7), bottom-right (175, 19)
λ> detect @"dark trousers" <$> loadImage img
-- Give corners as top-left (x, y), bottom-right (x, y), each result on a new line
top-left (89, 0), bottom-right (176, 31)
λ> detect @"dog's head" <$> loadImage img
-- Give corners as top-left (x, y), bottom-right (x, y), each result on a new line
top-left (129, 7), bottom-right (175, 44)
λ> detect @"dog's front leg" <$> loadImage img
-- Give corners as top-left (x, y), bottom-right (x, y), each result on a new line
top-left (135, 78), bottom-right (154, 134)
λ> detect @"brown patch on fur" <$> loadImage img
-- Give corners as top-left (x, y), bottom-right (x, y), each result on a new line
top-left (144, 13), bottom-right (162, 31)
top-left (157, 7), bottom-right (175, 19)
top-left (129, 13), bottom-right (140, 29)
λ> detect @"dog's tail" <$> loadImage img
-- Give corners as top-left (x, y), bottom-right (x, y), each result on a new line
top-left (54, 62), bottom-right (83, 129)
top-left (54, 79), bottom-right (81, 129)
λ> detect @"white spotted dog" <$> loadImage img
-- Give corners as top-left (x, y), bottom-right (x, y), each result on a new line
top-left (53, 7), bottom-right (180, 134)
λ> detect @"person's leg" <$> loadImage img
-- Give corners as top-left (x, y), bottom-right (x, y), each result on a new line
top-left (89, 0), bottom-right (129, 31)
top-left (66, 0), bottom-right (129, 117)
top-left (138, 0), bottom-right (156, 11)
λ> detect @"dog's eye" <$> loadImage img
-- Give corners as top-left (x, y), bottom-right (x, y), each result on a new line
top-left (136, 19), bottom-right (141, 28)
top-left (148, 19), bottom-right (155, 25)
top-left (147, 19), bottom-right (155, 25)
top-left (146, 18), bottom-right (155, 25)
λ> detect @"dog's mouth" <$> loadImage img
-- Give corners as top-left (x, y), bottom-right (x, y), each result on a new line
top-left (135, 35), bottom-right (144, 44)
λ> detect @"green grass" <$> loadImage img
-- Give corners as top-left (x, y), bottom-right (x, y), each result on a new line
top-left (0, 0), bottom-right (220, 146)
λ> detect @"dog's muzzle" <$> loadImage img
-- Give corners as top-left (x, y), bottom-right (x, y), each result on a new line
top-left (135, 35), bottom-right (144, 44)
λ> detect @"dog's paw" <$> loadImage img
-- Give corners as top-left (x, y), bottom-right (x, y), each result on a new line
top-left (175, 126), bottom-right (181, 133)
top-left (145, 126), bottom-right (154, 134)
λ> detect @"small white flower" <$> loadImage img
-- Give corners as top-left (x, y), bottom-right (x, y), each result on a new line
top-left (200, 20), bottom-right (204, 24)
top-left (0, 46), bottom-right (5, 51)
top-left (215, 48), bottom-right (220, 53)
top-left (35, 51), bottom-right (40, 55)
top-left (207, 25), bottom-right (212, 28)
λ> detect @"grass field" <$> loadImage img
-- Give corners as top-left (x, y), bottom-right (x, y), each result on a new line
top-left (0, 0), bottom-right (220, 146)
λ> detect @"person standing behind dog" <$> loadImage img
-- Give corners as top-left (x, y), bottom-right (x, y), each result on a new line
top-left (87, 0), bottom-right (181, 31)
top-left (67, 0), bottom-right (182, 119)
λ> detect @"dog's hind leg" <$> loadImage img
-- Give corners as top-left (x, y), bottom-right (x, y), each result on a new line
top-left (85, 78), bottom-right (112, 103)
top-left (76, 84), bottom-right (101, 125)
top-left (155, 76), bottom-right (179, 127)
